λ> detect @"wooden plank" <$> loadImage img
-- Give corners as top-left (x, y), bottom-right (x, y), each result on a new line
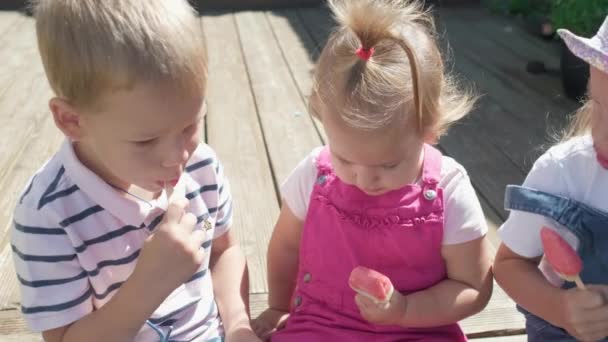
top-left (440, 9), bottom-right (576, 121)
top-left (250, 292), bottom-right (267, 318)
top-left (440, 113), bottom-right (525, 219)
top-left (442, 8), bottom-right (560, 68)
top-left (0, 16), bottom-right (35, 99)
top-left (0, 28), bottom-right (53, 193)
top-left (0, 12), bottom-right (25, 39)
top-left (235, 11), bottom-right (322, 183)
top-left (439, 10), bottom-right (575, 171)
top-left (0, 309), bottom-right (36, 337)
top-left (0, 335), bottom-right (42, 342)
top-left (0, 245), bottom-right (20, 311)
top-left (202, 13), bottom-right (279, 294)
top-left (297, 6), bottom-right (334, 52)
top-left (250, 287), bottom-right (525, 337)
top-left (266, 10), bottom-right (326, 142)
top-left (479, 193), bottom-right (504, 251)
top-left (461, 282), bottom-right (526, 337)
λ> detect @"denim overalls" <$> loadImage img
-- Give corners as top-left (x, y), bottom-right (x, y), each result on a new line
top-left (505, 185), bottom-right (608, 341)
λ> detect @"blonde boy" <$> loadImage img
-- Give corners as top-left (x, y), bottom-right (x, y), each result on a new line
top-left (11, 1), bottom-right (259, 341)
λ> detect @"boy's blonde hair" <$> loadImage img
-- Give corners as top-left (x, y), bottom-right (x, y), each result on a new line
top-left (33, 0), bottom-right (207, 109)
top-left (311, 0), bottom-right (475, 137)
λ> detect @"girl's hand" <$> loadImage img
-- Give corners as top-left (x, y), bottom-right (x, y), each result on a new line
top-left (251, 308), bottom-right (289, 341)
top-left (558, 285), bottom-right (608, 342)
top-left (355, 291), bottom-right (407, 326)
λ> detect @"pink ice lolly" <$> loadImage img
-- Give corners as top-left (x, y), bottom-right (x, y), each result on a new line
top-left (540, 226), bottom-right (585, 289)
top-left (348, 266), bottom-right (394, 305)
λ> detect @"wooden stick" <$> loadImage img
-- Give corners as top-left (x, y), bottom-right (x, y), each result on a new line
top-left (560, 273), bottom-right (586, 290)
top-left (573, 275), bottom-right (586, 290)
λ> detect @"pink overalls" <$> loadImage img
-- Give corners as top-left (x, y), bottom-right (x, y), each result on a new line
top-left (272, 145), bottom-right (467, 341)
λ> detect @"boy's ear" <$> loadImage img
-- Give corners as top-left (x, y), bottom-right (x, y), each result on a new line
top-left (49, 98), bottom-right (85, 141)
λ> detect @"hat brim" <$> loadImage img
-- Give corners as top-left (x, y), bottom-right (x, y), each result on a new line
top-left (558, 28), bottom-right (608, 74)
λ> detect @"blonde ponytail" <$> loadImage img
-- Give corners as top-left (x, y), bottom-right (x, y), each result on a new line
top-left (312, 0), bottom-right (475, 138)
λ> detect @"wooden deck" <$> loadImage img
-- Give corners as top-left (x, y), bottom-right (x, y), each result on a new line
top-left (0, 4), bottom-right (578, 341)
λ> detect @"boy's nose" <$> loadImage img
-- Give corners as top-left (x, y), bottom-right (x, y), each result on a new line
top-left (162, 146), bottom-right (190, 169)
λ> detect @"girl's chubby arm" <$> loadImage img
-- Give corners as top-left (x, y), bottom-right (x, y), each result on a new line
top-left (252, 203), bottom-right (303, 340)
top-left (356, 235), bottom-right (494, 327)
top-left (494, 243), bottom-right (608, 342)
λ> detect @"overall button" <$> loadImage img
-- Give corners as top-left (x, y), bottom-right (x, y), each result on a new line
top-left (303, 273), bottom-right (312, 283)
top-left (317, 175), bottom-right (327, 185)
top-left (424, 189), bottom-right (437, 200)
top-left (294, 296), bottom-right (302, 306)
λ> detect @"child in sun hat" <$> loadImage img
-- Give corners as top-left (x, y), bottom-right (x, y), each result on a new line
top-left (494, 15), bottom-right (608, 342)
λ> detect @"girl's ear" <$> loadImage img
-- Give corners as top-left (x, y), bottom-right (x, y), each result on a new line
top-left (423, 130), bottom-right (439, 145)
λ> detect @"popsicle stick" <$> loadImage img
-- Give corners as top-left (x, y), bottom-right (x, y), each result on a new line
top-left (573, 276), bottom-right (586, 290)
top-left (165, 183), bottom-right (174, 201)
top-left (559, 273), bottom-right (586, 290)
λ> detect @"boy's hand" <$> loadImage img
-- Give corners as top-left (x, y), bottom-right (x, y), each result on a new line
top-left (251, 308), bottom-right (289, 341)
top-left (558, 285), bottom-right (608, 342)
top-left (133, 192), bottom-right (206, 296)
top-left (355, 291), bottom-right (407, 326)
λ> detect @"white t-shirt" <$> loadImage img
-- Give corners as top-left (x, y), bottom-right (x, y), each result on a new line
top-left (280, 147), bottom-right (487, 245)
top-left (11, 140), bottom-right (232, 341)
top-left (499, 135), bottom-right (608, 285)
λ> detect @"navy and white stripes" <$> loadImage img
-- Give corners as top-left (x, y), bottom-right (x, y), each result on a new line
top-left (11, 141), bottom-right (231, 341)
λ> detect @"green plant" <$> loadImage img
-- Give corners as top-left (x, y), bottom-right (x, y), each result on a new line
top-left (551, 0), bottom-right (608, 36)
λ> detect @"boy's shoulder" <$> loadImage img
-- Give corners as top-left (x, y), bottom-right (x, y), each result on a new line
top-left (15, 144), bottom-right (73, 218)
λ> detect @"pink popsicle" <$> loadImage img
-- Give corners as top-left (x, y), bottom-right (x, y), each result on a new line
top-left (349, 266), bottom-right (394, 305)
top-left (540, 226), bottom-right (585, 289)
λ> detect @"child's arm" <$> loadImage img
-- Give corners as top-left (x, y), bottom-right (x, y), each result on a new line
top-left (494, 243), bottom-right (608, 341)
top-left (405, 235), bottom-right (493, 325)
top-left (210, 229), bottom-right (260, 341)
top-left (356, 236), bottom-right (493, 327)
top-left (267, 204), bottom-right (303, 310)
top-left (252, 204), bottom-right (302, 339)
top-left (42, 198), bottom-right (206, 342)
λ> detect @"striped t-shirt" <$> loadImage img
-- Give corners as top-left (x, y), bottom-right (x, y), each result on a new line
top-left (11, 139), bottom-right (232, 341)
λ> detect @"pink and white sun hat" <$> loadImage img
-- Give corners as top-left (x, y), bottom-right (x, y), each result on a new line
top-left (558, 16), bottom-right (608, 74)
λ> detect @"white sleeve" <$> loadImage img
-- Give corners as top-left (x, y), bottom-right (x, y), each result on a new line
top-left (441, 163), bottom-right (488, 245)
top-left (498, 152), bottom-right (571, 258)
top-left (279, 149), bottom-right (320, 220)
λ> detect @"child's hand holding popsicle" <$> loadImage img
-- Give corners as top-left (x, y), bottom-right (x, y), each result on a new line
top-left (541, 227), bottom-right (608, 341)
top-left (349, 266), bottom-right (406, 326)
top-left (132, 181), bottom-right (207, 297)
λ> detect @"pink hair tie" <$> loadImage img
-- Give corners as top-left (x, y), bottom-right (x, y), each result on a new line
top-left (356, 46), bottom-right (375, 61)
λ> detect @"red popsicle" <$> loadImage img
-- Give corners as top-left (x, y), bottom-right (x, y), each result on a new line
top-left (540, 226), bottom-right (585, 289)
top-left (349, 266), bottom-right (394, 307)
